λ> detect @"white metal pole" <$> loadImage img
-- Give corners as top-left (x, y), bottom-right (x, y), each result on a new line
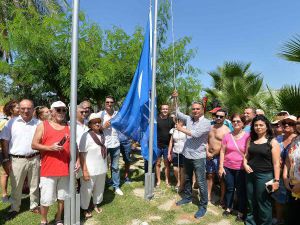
top-left (146, 0), bottom-right (158, 200)
top-left (69, 0), bottom-right (80, 224)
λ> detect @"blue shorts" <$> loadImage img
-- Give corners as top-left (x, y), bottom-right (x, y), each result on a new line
top-left (120, 140), bottom-right (132, 164)
top-left (172, 153), bottom-right (184, 167)
top-left (206, 156), bottom-right (219, 174)
top-left (271, 179), bottom-right (287, 204)
top-left (157, 147), bottom-right (168, 161)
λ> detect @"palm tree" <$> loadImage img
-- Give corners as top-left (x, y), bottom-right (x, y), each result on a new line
top-left (276, 84), bottom-right (300, 116)
top-left (276, 35), bottom-right (300, 115)
top-left (205, 61), bottom-right (270, 115)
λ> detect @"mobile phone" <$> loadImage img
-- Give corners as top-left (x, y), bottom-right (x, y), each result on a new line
top-left (58, 136), bottom-right (67, 146)
top-left (266, 184), bottom-right (273, 193)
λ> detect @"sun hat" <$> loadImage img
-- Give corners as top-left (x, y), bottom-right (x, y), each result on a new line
top-left (88, 113), bottom-right (101, 122)
top-left (209, 107), bottom-right (222, 113)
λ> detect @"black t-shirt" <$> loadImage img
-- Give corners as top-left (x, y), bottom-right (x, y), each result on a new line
top-left (248, 141), bottom-right (273, 172)
top-left (157, 116), bottom-right (175, 148)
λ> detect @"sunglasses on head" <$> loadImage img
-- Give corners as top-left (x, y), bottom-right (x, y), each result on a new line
top-left (55, 108), bottom-right (66, 113)
top-left (282, 121), bottom-right (295, 126)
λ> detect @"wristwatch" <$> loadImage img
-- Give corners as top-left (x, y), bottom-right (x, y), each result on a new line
top-left (2, 158), bottom-right (10, 163)
top-left (273, 179), bottom-right (280, 183)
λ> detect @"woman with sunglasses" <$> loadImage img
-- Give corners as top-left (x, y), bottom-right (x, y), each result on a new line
top-left (79, 113), bottom-right (107, 219)
top-left (219, 113), bottom-right (249, 221)
top-left (283, 115), bottom-right (300, 225)
top-left (272, 116), bottom-right (297, 225)
top-left (243, 115), bottom-right (280, 225)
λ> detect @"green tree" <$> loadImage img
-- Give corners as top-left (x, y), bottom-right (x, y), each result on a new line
top-left (204, 61), bottom-right (270, 115)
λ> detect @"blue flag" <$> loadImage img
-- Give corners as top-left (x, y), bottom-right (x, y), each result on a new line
top-left (111, 10), bottom-right (157, 161)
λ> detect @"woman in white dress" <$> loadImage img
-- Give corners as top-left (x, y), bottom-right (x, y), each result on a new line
top-left (168, 119), bottom-right (187, 191)
top-left (79, 113), bottom-right (107, 219)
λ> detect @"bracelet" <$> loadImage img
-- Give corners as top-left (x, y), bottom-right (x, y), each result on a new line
top-left (2, 158), bottom-right (10, 163)
top-left (274, 179), bottom-right (280, 183)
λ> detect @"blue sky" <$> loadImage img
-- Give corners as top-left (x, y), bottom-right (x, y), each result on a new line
top-left (77, 0), bottom-right (300, 90)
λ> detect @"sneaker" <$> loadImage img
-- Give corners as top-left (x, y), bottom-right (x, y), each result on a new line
top-left (115, 188), bottom-right (124, 196)
top-left (124, 177), bottom-right (132, 184)
top-left (2, 196), bottom-right (9, 203)
top-left (5, 210), bottom-right (18, 220)
top-left (194, 207), bottom-right (206, 219)
top-left (176, 198), bottom-right (192, 206)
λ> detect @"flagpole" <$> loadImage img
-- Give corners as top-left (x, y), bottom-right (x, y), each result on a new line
top-left (67, 0), bottom-right (80, 224)
top-left (146, 0), bottom-right (158, 200)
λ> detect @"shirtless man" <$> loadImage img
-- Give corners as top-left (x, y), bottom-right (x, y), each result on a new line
top-left (206, 109), bottom-right (230, 204)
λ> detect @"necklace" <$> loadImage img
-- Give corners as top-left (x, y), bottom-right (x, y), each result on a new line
top-left (232, 130), bottom-right (244, 139)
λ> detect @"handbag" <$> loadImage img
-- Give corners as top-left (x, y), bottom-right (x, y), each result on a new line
top-left (88, 129), bottom-right (107, 159)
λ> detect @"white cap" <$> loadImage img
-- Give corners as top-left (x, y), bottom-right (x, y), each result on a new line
top-left (50, 101), bottom-right (66, 109)
top-left (88, 113), bottom-right (101, 122)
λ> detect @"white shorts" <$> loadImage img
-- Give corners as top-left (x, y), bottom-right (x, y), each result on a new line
top-left (40, 176), bottom-right (69, 207)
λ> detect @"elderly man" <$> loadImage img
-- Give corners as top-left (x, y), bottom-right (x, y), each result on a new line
top-left (173, 92), bottom-right (211, 219)
top-left (32, 101), bottom-right (78, 225)
top-left (1, 99), bottom-right (40, 219)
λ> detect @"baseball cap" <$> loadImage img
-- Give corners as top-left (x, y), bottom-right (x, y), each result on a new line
top-left (209, 107), bottom-right (222, 113)
top-left (50, 101), bottom-right (66, 109)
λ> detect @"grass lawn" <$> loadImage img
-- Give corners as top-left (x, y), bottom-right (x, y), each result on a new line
top-left (0, 152), bottom-right (244, 225)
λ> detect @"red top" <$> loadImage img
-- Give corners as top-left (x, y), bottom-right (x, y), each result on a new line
top-left (40, 120), bottom-right (70, 177)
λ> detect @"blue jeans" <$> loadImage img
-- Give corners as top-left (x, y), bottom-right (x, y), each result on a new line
top-left (224, 167), bottom-right (246, 213)
top-left (108, 147), bottom-right (120, 189)
top-left (183, 158), bottom-right (208, 208)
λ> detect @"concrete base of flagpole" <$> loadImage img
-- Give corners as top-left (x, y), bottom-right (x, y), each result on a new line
top-left (144, 172), bottom-right (155, 200)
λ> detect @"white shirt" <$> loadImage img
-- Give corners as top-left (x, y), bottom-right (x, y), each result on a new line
top-left (98, 110), bottom-right (120, 148)
top-left (169, 127), bottom-right (187, 154)
top-left (79, 131), bottom-right (107, 175)
top-left (0, 116), bottom-right (39, 155)
top-left (76, 121), bottom-right (88, 145)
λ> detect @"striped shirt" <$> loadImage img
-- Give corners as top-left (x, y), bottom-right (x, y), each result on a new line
top-left (176, 111), bottom-right (211, 159)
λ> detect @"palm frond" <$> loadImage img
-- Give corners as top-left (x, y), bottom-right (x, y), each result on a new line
top-left (278, 35), bottom-right (300, 62)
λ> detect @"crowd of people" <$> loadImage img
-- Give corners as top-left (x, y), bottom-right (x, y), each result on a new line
top-left (0, 93), bottom-right (299, 225)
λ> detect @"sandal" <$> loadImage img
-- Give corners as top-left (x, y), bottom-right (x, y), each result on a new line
top-left (94, 207), bottom-right (103, 214)
top-left (30, 206), bottom-right (40, 214)
top-left (84, 210), bottom-right (93, 219)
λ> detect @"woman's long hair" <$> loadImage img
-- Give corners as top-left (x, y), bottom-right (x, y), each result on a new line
top-left (250, 115), bottom-right (274, 141)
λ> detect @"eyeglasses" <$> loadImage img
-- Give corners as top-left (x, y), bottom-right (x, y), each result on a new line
top-left (232, 120), bottom-right (242, 124)
top-left (105, 101), bottom-right (114, 104)
top-left (282, 121), bottom-right (296, 126)
top-left (55, 108), bottom-right (67, 113)
top-left (216, 115), bottom-right (224, 119)
top-left (79, 111), bottom-right (88, 114)
top-left (91, 121), bottom-right (101, 125)
top-left (192, 108), bottom-right (200, 110)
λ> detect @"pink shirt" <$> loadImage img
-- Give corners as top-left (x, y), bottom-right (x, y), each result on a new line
top-left (222, 132), bottom-right (250, 170)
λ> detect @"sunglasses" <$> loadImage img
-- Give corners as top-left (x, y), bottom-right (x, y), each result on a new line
top-left (80, 111), bottom-right (88, 114)
top-left (282, 121), bottom-right (296, 126)
top-left (216, 115), bottom-right (224, 119)
top-left (55, 108), bottom-right (67, 113)
top-left (192, 108), bottom-right (200, 110)
top-left (232, 120), bottom-right (242, 124)
top-left (272, 124), bottom-right (281, 127)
